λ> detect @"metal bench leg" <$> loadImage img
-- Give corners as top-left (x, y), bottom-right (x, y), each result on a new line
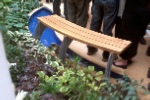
top-left (33, 22), bottom-right (46, 39)
top-left (58, 37), bottom-right (72, 63)
top-left (104, 53), bottom-right (115, 78)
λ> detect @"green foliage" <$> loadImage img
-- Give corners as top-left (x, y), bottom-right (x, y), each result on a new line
top-left (1, 0), bottom-right (42, 62)
top-left (1, 0), bottom-right (42, 32)
top-left (0, 0), bottom-right (12, 31)
top-left (30, 58), bottom-right (105, 100)
top-left (25, 56), bottom-right (148, 100)
top-left (24, 91), bottom-right (41, 100)
top-left (2, 0), bottom-right (148, 100)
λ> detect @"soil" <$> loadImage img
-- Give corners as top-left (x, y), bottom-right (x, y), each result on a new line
top-left (10, 44), bottom-right (60, 99)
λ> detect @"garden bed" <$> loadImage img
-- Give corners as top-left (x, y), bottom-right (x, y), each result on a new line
top-left (1, 0), bottom-right (150, 99)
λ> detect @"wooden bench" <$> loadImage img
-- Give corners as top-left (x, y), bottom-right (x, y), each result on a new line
top-left (34, 15), bottom-right (131, 77)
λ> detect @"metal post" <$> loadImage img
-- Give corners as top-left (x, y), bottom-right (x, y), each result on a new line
top-left (58, 37), bottom-right (72, 63)
top-left (33, 22), bottom-right (46, 39)
top-left (104, 53), bottom-right (115, 78)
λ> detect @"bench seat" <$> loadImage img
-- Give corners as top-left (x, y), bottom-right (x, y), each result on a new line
top-left (36, 15), bottom-right (131, 77)
top-left (37, 15), bottom-right (131, 54)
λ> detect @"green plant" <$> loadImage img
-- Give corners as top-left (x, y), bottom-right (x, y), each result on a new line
top-left (1, 0), bottom-right (42, 63)
top-left (34, 57), bottom-right (104, 100)
top-left (0, 0), bottom-right (12, 32)
top-left (24, 55), bottom-right (149, 100)
top-left (24, 91), bottom-right (41, 100)
top-left (3, 1), bottom-right (148, 100)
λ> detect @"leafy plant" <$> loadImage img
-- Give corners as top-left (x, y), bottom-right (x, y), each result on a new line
top-left (1, 0), bottom-right (42, 62)
top-left (3, 0), bottom-right (148, 100)
top-left (27, 57), bottom-right (105, 100)
top-left (25, 55), bottom-right (149, 100)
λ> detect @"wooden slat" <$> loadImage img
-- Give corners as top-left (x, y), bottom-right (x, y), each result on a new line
top-left (37, 15), bottom-right (131, 54)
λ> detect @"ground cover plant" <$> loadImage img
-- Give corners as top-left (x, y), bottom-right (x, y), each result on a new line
top-left (1, 0), bottom-right (150, 100)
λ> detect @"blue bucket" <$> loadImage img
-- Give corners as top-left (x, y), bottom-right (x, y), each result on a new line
top-left (28, 7), bottom-right (61, 47)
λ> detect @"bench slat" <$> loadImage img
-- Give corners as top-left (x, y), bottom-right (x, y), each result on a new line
top-left (37, 15), bottom-right (131, 54)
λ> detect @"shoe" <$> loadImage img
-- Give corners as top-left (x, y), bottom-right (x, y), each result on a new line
top-left (113, 60), bottom-right (132, 69)
top-left (147, 24), bottom-right (150, 30)
top-left (146, 46), bottom-right (150, 56)
top-left (46, 0), bottom-right (49, 3)
top-left (148, 83), bottom-right (150, 91)
top-left (147, 68), bottom-right (150, 78)
top-left (102, 51), bottom-right (109, 62)
top-left (128, 59), bottom-right (132, 64)
top-left (139, 37), bottom-right (146, 45)
top-left (87, 46), bottom-right (98, 55)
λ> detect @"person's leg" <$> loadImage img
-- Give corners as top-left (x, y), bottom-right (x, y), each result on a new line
top-left (139, 37), bottom-right (146, 45)
top-left (114, 10), bottom-right (138, 67)
top-left (63, 0), bottom-right (68, 20)
top-left (146, 45), bottom-right (150, 56)
top-left (67, 0), bottom-right (76, 23)
top-left (114, 10), bottom-right (150, 68)
top-left (103, 0), bottom-right (118, 36)
top-left (102, 0), bottom-right (119, 61)
top-left (75, 0), bottom-right (90, 27)
top-left (53, 0), bottom-right (61, 15)
top-left (87, 0), bottom-right (103, 55)
top-left (90, 0), bottom-right (103, 32)
top-left (115, 17), bottom-right (122, 37)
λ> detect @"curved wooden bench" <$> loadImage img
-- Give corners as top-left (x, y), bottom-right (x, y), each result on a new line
top-left (35, 15), bottom-right (131, 77)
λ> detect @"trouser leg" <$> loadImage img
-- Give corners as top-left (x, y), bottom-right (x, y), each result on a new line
top-left (67, 0), bottom-right (90, 27)
top-left (53, 0), bottom-right (61, 15)
top-left (115, 17), bottom-right (122, 37)
top-left (63, 0), bottom-right (68, 20)
top-left (117, 6), bottom-right (150, 60)
top-left (90, 0), bottom-right (103, 32)
top-left (75, 0), bottom-right (90, 27)
top-left (103, 0), bottom-right (119, 36)
top-left (67, 0), bottom-right (76, 23)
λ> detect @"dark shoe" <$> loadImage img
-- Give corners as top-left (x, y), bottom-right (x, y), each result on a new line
top-left (102, 57), bottom-right (108, 62)
top-left (128, 59), bottom-right (132, 64)
top-left (46, 0), bottom-right (49, 3)
top-left (87, 46), bottom-right (98, 55)
top-left (148, 83), bottom-right (150, 91)
top-left (102, 51), bottom-right (109, 62)
top-left (146, 46), bottom-right (150, 56)
top-left (147, 25), bottom-right (150, 30)
top-left (139, 37), bottom-right (146, 45)
top-left (147, 67), bottom-right (150, 78)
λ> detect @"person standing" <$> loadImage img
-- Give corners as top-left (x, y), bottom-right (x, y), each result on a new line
top-left (87, 0), bottom-right (119, 62)
top-left (113, 0), bottom-right (150, 69)
top-left (58, 0), bottom-right (91, 62)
